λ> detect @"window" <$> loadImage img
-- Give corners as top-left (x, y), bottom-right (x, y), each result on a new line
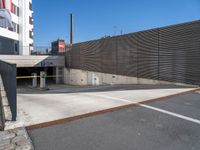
top-left (29, 17), bottom-right (33, 25)
top-left (17, 7), bottom-right (19, 16)
top-left (29, 30), bottom-right (33, 39)
top-left (29, 2), bottom-right (32, 11)
top-left (8, 22), bottom-right (18, 33)
top-left (17, 24), bottom-right (19, 33)
top-left (11, 3), bottom-right (19, 16)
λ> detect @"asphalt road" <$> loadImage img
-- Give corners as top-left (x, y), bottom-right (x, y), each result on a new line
top-left (28, 91), bottom-right (200, 150)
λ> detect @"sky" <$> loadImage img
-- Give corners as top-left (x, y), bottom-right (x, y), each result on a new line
top-left (33, 0), bottom-right (200, 47)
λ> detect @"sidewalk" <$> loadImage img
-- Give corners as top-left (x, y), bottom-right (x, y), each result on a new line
top-left (0, 86), bottom-right (34, 149)
top-left (0, 128), bottom-right (33, 150)
top-left (14, 85), bottom-right (197, 129)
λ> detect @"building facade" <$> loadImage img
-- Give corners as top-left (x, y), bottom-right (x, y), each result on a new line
top-left (51, 39), bottom-right (66, 55)
top-left (0, 0), bottom-right (33, 55)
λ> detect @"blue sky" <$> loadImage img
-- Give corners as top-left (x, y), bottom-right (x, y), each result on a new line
top-left (33, 0), bottom-right (200, 46)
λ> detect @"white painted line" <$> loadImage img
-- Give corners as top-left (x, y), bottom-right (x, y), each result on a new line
top-left (139, 104), bottom-right (200, 125)
top-left (84, 93), bottom-right (200, 125)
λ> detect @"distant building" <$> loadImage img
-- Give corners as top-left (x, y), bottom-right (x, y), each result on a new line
top-left (51, 39), bottom-right (66, 54)
top-left (0, 0), bottom-right (34, 55)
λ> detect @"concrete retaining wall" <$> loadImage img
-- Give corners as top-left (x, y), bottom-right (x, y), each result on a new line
top-left (64, 68), bottom-right (195, 87)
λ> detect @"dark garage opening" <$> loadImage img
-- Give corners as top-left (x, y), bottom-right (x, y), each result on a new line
top-left (17, 67), bottom-right (55, 87)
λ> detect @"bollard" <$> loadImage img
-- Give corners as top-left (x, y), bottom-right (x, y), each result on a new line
top-left (40, 71), bottom-right (46, 89)
top-left (32, 73), bottom-right (37, 88)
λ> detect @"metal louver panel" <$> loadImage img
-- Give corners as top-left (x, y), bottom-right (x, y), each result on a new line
top-left (67, 20), bottom-right (200, 86)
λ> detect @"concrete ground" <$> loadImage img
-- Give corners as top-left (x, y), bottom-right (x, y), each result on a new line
top-left (28, 91), bottom-right (200, 150)
top-left (6, 84), bottom-right (197, 130)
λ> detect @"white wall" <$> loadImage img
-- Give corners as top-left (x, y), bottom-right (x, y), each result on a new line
top-left (0, 27), bottom-right (19, 41)
top-left (19, 0), bottom-right (33, 55)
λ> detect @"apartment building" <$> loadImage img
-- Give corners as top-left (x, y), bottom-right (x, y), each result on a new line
top-left (0, 0), bottom-right (33, 55)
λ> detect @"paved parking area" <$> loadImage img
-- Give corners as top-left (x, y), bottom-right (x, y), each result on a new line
top-left (6, 84), bottom-right (196, 129)
top-left (28, 91), bottom-right (200, 150)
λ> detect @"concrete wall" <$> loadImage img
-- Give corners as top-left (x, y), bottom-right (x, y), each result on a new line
top-left (53, 67), bottom-right (64, 84)
top-left (64, 68), bottom-right (170, 86)
top-left (64, 68), bottom-right (196, 87)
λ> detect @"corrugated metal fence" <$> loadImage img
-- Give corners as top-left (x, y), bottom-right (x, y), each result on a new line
top-left (66, 20), bottom-right (200, 85)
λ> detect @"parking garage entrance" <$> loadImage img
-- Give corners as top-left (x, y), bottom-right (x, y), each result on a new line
top-left (17, 67), bottom-right (64, 88)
